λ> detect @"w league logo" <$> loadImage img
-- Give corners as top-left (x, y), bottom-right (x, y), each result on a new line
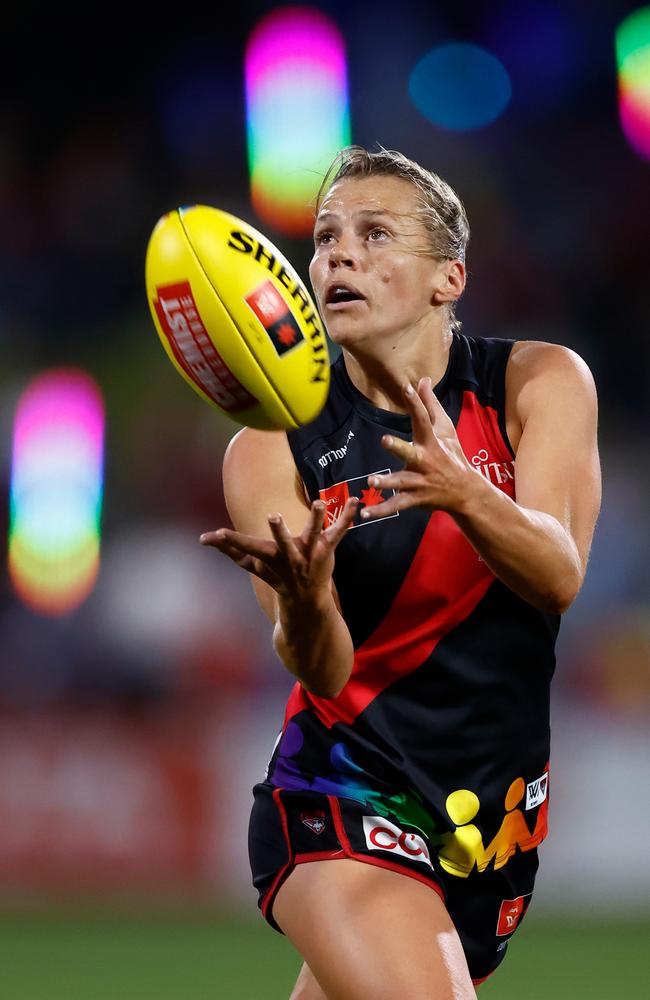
top-left (245, 280), bottom-right (305, 357)
top-left (319, 470), bottom-right (399, 529)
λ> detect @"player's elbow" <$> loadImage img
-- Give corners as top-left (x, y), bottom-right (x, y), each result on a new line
top-left (300, 662), bottom-right (351, 699)
top-left (301, 678), bottom-right (345, 700)
top-left (542, 592), bottom-right (574, 616)
top-left (542, 568), bottom-right (583, 615)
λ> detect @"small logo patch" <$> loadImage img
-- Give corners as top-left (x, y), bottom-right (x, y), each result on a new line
top-left (496, 895), bottom-right (530, 936)
top-left (363, 816), bottom-right (432, 868)
top-left (318, 430), bottom-right (355, 468)
top-left (154, 281), bottom-right (257, 412)
top-left (245, 280), bottom-right (305, 357)
top-left (319, 471), bottom-right (398, 529)
top-left (526, 772), bottom-right (549, 811)
top-left (301, 811), bottom-right (326, 835)
top-left (470, 449), bottom-right (515, 488)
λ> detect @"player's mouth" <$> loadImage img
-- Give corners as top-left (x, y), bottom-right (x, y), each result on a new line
top-left (324, 282), bottom-right (367, 309)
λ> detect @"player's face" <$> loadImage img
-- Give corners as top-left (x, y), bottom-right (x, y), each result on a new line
top-left (309, 175), bottom-right (452, 350)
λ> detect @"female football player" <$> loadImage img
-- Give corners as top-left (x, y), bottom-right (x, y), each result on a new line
top-left (200, 146), bottom-right (601, 999)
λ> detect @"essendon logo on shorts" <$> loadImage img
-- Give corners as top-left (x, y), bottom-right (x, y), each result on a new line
top-left (301, 811), bottom-right (326, 835)
top-left (496, 895), bottom-right (530, 936)
top-left (363, 816), bottom-right (432, 868)
top-left (154, 282), bottom-right (257, 412)
top-left (245, 280), bottom-right (305, 357)
top-left (319, 471), bottom-right (398, 530)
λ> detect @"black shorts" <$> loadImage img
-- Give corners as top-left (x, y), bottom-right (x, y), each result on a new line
top-left (248, 782), bottom-right (538, 985)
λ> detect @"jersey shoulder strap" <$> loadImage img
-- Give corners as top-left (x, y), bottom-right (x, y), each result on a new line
top-left (452, 333), bottom-right (515, 456)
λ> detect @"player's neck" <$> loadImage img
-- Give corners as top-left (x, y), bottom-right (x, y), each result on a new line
top-left (342, 326), bottom-right (453, 414)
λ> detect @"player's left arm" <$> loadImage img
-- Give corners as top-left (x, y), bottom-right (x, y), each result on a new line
top-left (453, 342), bottom-right (601, 613)
top-left (363, 343), bottom-right (601, 614)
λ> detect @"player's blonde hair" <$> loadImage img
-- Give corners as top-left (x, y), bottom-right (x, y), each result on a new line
top-left (315, 144), bottom-right (470, 332)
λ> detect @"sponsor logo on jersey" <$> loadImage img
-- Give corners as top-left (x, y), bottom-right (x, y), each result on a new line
top-left (245, 280), bottom-right (306, 357)
top-left (363, 816), bottom-right (432, 868)
top-left (318, 430), bottom-right (355, 468)
top-left (301, 811), bottom-right (326, 835)
top-left (154, 281), bottom-right (257, 412)
top-left (319, 470), bottom-right (398, 529)
top-left (470, 449), bottom-right (515, 487)
top-left (496, 894), bottom-right (531, 936)
top-left (229, 230), bottom-right (327, 382)
top-left (525, 772), bottom-right (549, 810)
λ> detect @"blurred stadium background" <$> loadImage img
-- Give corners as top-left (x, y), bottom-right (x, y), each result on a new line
top-left (2, 2), bottom-right (649, 997)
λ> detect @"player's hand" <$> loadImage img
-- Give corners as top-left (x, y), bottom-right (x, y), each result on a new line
top-left (360, 377), bottom-right (473, 521)
top-left (199, 497), bottom-right (359, 602)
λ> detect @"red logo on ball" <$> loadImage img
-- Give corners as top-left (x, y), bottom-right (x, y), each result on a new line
top-left (245, 280), bottom-right (305, 357)
top-left (154, 281), bottom-right (256, 412)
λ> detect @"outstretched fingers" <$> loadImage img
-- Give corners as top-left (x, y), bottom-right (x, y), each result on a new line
top-left (416, 377), bottom-right (455, 435)
top-left (323, 496), bottom-right (359, 545)
top-left (199, 530), bottom-right (281, 586)
top-left (360, 490), bottom-right (419, 522)
top-left (368, 470), bottom-right (423, 492)
top-left (402, 382), bottom-right (437, 446)
top-left (268, 512), bottom-right (300, 560)
top-left (380, 435), bottom-right (422, 466)
top-left (302, 500), bottom-right (326, 559)
top-left (200, 528), bottom-right (275, 560)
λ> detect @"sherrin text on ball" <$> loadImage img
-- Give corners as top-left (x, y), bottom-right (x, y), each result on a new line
top-left (145, 205), bottom-right (330, 430)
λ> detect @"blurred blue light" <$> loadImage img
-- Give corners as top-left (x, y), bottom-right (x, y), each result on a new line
top-left (409, 43), bottom-right (512, 131)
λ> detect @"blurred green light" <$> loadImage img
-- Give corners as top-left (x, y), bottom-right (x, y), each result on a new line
top-left (616, 7), bottom-right (650, 161)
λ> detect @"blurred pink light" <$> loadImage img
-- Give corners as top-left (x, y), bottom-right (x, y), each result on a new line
top-left (619, 85), bottom-right (650, 158)
top-left (14, 368), bottom-right (104, 456)
top-left (245, 5), bottom-right (346, 90)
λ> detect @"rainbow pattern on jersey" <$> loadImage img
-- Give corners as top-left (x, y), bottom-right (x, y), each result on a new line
top-left (245, 5), bottom-right (351, 236)
top-left (8, 368), bottom-right (105, 616)
top-left (271, 720), bottom-right (438, 839)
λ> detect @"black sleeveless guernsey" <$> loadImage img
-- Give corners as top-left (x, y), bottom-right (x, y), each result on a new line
top-left (265, 332), bottom-right (559, 878)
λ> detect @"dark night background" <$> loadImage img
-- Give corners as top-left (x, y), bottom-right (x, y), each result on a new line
top-left (0, 3), bottom-right (648, 997)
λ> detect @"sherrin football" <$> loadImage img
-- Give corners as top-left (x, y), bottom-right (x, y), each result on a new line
top-left (145, 205), bottom-right (330, 430)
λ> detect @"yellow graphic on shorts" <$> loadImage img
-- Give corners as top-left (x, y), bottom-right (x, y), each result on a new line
top-left (438, 789), bottom-right (484, 878)
top-left (437, 771), bottom-right (549, 877)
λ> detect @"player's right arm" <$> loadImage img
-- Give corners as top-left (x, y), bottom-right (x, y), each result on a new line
top-left (200, 428), bottom-right (356, 699)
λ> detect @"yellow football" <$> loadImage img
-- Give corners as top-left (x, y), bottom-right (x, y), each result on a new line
top-left (144, 205), bottom-right (330, 430)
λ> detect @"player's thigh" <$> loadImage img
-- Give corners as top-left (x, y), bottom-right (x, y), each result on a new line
top-left (289, 961), bottom-right (328, 1000)
top-left (273, 858), bottom-right (475, 1000)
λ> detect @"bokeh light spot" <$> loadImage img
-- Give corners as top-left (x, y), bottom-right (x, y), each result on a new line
top-left (616, 6), bottom-right (650, 161)
top-left (245, 5), bottom-right (351, 236)
top-left (409, 43), bottom-right (512, 131)
top-left (8, 368), bottom-right (105, 617)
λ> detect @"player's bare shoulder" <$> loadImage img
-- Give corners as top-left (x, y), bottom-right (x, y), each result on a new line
top-left (505, 340), bottom-right (598, 449)
top-left (222, 428), bottom-right (309, 535)
top-left (508, 339), bottom-right (596, 388)
top-left (224, 426), bottom-right (290, 478)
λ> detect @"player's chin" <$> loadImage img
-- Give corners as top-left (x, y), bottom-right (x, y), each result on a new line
top-left (322, 312), bottom-right (372, 344)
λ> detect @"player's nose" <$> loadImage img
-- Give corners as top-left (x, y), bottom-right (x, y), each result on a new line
top-left (328, 236), bottom-right (359, 268)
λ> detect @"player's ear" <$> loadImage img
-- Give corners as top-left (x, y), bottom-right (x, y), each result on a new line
top-left (431, 259), bottom-right (466, 306)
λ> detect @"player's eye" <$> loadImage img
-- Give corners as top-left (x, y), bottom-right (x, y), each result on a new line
top-left (314, 231), bottom-right (334, 245)
top-left (367, 227), bottom-right (389, 241)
